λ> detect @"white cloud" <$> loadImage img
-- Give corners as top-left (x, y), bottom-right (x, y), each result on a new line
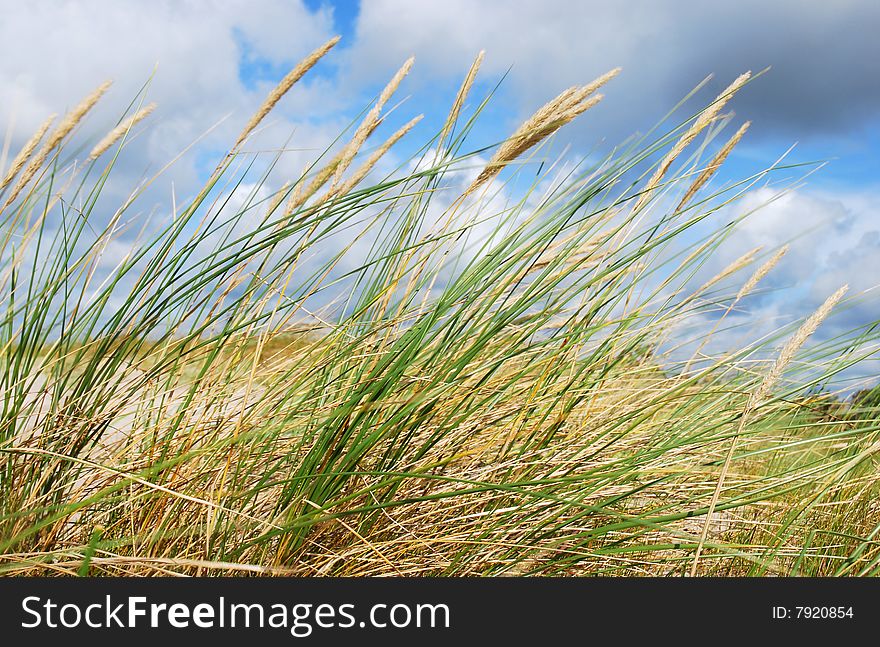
top-left (0, 0), bottom-right (345, 212)
top-left (658, 184), bottom-right (880, 385)
top-left (723, 187), bottom-right (879, 303)
top-left (0, 1), bottom-right (334, 134)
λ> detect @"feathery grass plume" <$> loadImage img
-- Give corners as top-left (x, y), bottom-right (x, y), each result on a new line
top-left (684, 245), bottom-right (788, 374)
top-left (3, 80), bottom-right (111, 209)
top-left (287, 157), bottom-right (341, 214)
top-left (0, 114), bottom-right (55, 191)
top-left (267, 181), bottom-right (291, 215)
top-left (662, 244), bottom-right (761, 361)
top-left (45, 81), bottom-right (113, 152)
top-left (633, 72), bottom-right (750, 213)
top-left (463, 69), bottom-right (619, 197)
top-left (463, 77), bottom-right (614, 198)
top-left (752, 284), bottom-right (849, 405)
top-left (579, 67), bottom-right (622, 99)
top-left (324, 114), bottom-right (423, 201)
top-left (690, 283), bottom-right (849, 576)
top-left (88, 103), bottom-right (156, 161)
top-left (231, 36), bottom-right (340, 153)
top-left (286, 117), bottom-right (387, 214)
top-left (439, 50), bottom-right (485, 147)
top-left (677, 121), bottom-right (751, 210)
top-left (735, 243), bottom-right (787, 301)
top-left (329, 57), bottom-right (415, 190)
top-left (682, 245), bottom-right (761, 307)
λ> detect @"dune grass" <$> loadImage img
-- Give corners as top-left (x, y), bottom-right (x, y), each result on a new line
top-left (1, 43), bottom-right (879, 576)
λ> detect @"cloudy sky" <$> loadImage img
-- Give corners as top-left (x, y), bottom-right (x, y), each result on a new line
top-left (1, 0), bottom-right (878, 379)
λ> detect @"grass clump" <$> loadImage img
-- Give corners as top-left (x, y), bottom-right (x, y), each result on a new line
top-left (1, 42), bottom-right (878, 577)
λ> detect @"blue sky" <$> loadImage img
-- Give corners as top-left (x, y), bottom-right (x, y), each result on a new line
top-left (0, 0), bottom-right (877, 379)
top-left (230, 0), bottom-right (880, 193)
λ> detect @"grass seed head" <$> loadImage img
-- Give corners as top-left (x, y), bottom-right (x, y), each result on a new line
top-left (752, 284), bottom-right (849, 406)
top-left (3, 80), bottom-right (111, 209)
top-left (88, 103), bottom-right (157, 161)
top-left (736, 244), bottom-right (787, 301)
top-left (232, 36), bottom-right (340, 152)
top-left (634, 71), bottom-right (751, 213)
top-left (0, 113), bottom-right (55, 191)
top-left (440, 50), bottom-right (485, 146)
top-left (678, 120), bottom-right (751, 210)
top-left (462, 70), bottom-right (617, 198)
top-left (325, 114), bottom-right (423, 201)
top-left (330, 56), bottom-right (415, 190)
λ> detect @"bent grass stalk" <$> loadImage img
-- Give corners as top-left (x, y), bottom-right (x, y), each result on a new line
top-left (683, 244), bottom-right (789, 374)
top-left (632, 72), bottom-right (750, 214)
top-left (690, 284), bottom-right (850, 576)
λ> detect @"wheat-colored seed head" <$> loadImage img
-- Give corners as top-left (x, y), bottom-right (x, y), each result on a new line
top-left (46, 81), bottom-right (113, 153)
top-left (325, 114), bottom-right (423, 201)
top-left (88, 103), bottom-right (156, 161)
top-left (677, 120), bottom-right (751, 210)
top-left (736, 244), bottom-right (787, 301)
top-left (462, 71), bottom-right (615, 198)
top-left (681, 245), bottom-right (789, 376)
top-left (3, 80), bottom-right (111, 209)
top-left (439, 51), bottom-right (485, 147)
top-left (690, 280), bottom-right (847, 577)
top-left (287, 116), bottom-right (390, 215)
top-left (0, 114), bottom-right (55, 191)
top-left (330, 57), bottom-right (415, 190)
top-left (289, 151), bottom-right (345, 214)
top-left (580, 67), bottom-right (622, 98)
top-left (685, 246), bottom-right (761, 307)
top-left (232, 36), bottom-right (340, 152)
top-left (267, 182), bottom-right (291, 215)
top-left (751, 284), bottom-right (848, 406)
top-left (633, 72), bottom-right (750, 213)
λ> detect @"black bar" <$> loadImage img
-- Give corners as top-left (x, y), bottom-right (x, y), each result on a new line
top-left (0, 578), bottom-right (874, 644)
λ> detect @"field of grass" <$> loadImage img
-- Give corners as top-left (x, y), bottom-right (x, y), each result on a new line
top-left (2, 39), bottom-right (879, 576)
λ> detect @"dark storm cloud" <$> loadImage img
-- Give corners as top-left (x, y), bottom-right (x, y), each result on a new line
top-left (656, 1), bottom-right (880, 136)
top-left (349, 0), bottom-right (880, 143)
